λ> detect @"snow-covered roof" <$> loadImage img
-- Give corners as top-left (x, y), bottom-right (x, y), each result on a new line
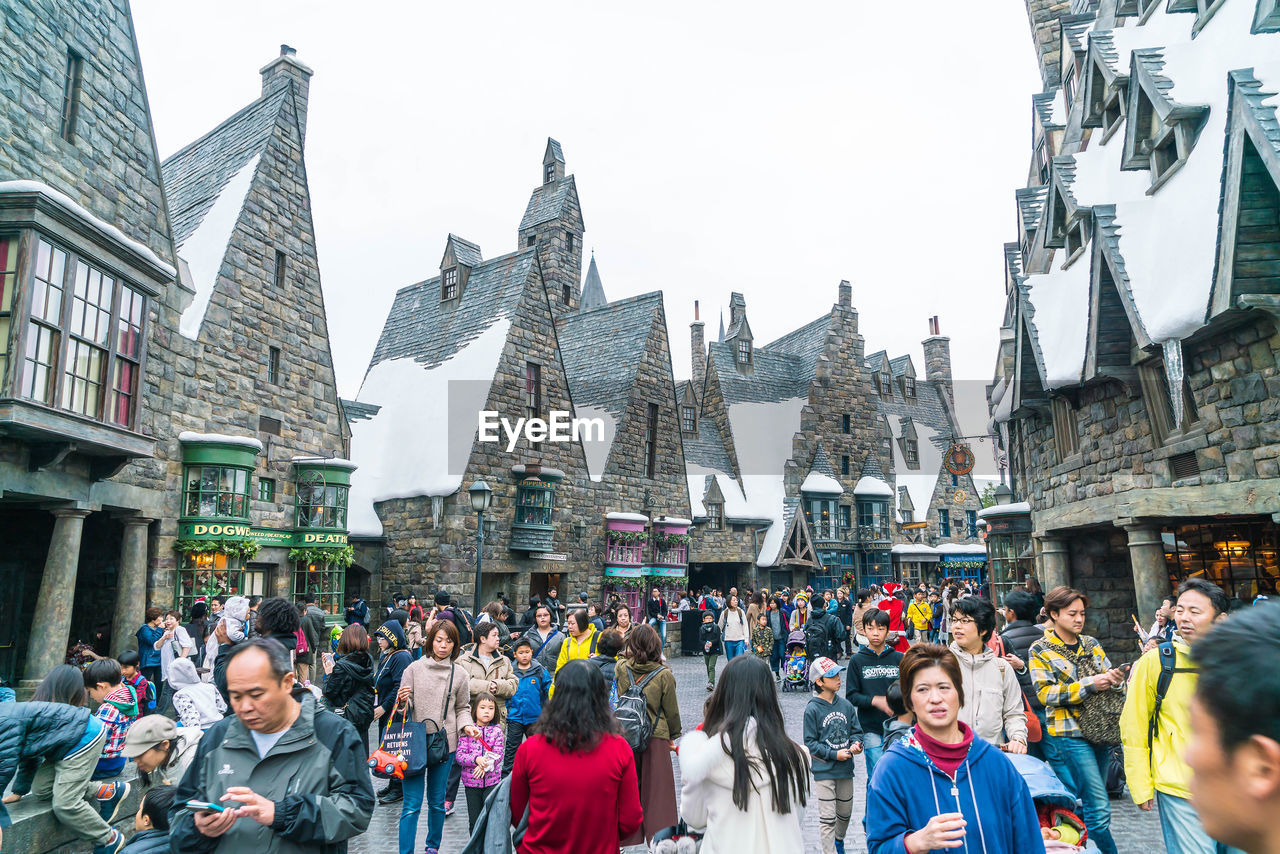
top-left (654, 517), bottom-right (693, 527)
top-left (801, 471), bottom-right (844, 495)
top-left (175, 153), bottom-right (261, 340)
top-left (605, 512), bottom-right (649, 523)
top-left (347, 319), bottom-right (512, 537)
top-left (177, 432), bottom-right (263, 452)
top-left (291, 456), bottom-right (358, 471)
top-left (853, 476), bottom-right (894, 497)
top-left (976, 501), bottom-right (1031, 519)
top-left (1019, 0), bottom-right (1280, 388)
top-left (891, 543), bottom-right (941, 557)
top-left (935, 543), bottom-right (988, 555)
top-left (0, 180), bottom-right (176, 278)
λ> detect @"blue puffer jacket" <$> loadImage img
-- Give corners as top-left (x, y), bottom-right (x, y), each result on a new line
top-left (0, 702), bottom-right (95, 827)
top-left (865, 725), bottom-right (1045, 854)
top-left (506, 660), bottom-right (551, 725)
top-left (120, 828), bottom-right (171, 854)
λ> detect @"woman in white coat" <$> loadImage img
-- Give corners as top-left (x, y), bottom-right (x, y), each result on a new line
top-left (679, 656), bottom-right (810, 853)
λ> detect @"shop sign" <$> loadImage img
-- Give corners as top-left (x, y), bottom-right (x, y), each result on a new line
top-left (249, 527), bottom-right (294, 547)
top-left (604, 565), bottom-right (643, 578)
top-left (181, 522), bottom-right (254, 540)
top-left (944, 443), bottom-right (976, 476)
top-left (939, 555), bottom-right (988, 569)
top-left (985, 516), bottom-right (1032, 535)
top-left (297, 531), bottom-right (348, 546)
top-left (901, 521), bottom-right (928, 530)
top-left (645, 566), bottom-right (686, 578)
top-left (530, 552), bottom-right (567, 561)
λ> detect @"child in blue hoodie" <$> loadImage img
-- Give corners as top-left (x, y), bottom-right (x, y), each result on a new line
top-left (503, 638), bottom-right (551, 775)
top-left (804, 656), bottom-right (863, 854)
top-left (864, 645), bottom-right (1044, 854)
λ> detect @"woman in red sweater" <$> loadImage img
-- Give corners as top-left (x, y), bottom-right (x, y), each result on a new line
top-left (510, 658), bottom-right (642, 853)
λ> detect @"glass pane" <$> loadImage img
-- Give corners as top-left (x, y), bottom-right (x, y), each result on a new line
top-left (199, 494), bottom-right (217, 516)
top-left (200, 467), bottom-right (219, 491)
top-left (219, 468), bottom-right (236, 492)
top-left (235, 469), bottom-right (248, 494)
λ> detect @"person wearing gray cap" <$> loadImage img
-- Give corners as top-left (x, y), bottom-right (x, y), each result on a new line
top-left (123, 715), bottom-right (203, 789)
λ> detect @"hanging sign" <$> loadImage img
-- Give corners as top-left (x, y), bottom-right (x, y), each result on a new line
top-left (944, 443), bottom-right (976, 476)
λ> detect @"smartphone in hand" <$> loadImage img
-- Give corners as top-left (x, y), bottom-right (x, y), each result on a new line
top-left (184, 800), bottom-right (227, 813)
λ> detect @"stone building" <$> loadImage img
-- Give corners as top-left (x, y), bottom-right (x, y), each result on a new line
top-left (0, 2), bottom-right (349, 692)
top-left (989, 0), bottom-right (1280, 650)
top-left (346, 142), bottom-right (691, 614)
top-left (682, 287), bottom-right (988, 594)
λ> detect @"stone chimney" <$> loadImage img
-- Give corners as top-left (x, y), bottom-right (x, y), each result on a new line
top-left (923, 316), bottom-right (952, 384)
top-left (260, 45), bottom-right (313, 146)
top-left (1023, 0), bottom-right (1070, 91)
top-left (729, 292), bottom-right (746, 327)
top-left (838, 280), bottom-right (851, 307)
top-left (691, 301), bottom-right (706, 395)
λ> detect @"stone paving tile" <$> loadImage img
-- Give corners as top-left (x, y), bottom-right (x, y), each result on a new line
top-left (351, 653), bottom-right (1168, 853)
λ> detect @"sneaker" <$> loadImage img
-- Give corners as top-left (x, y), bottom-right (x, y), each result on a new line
top-left (443, 800), bottom-right (455, 816)
top-left (705, 682), bottom-right (714, 691)
top-left (93, 829), bottom-right (125, 854)
top-left (95, 781), bottom-right (130, 823)
top-left (425, 849), bottom-right (440, 854)
top-left (834, 840), bottom-right (845, 854)
top-left (377, 788), bottom-right (403, 805)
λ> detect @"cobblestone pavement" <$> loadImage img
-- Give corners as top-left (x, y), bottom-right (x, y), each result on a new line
top-left (352, 653), bottom-right (1167, 853)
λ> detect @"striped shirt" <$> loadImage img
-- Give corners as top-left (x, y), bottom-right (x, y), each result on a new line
top-left (1028, 628), bottom-right (1112, 739)
top-left (94, 703), bottom-right (130, 759)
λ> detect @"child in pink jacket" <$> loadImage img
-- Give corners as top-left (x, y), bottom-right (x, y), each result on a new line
top-left (454, 692), bottom-right (505, 832)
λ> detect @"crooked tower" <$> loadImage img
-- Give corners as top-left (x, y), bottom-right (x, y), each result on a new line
top-left (517, 138), bottom-right (585, 317)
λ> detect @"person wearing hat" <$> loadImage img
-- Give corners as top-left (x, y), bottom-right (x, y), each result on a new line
top-left (804, 656), bottom-right (863, 854)
top-left (878, 583), bottom-right (911, 653)
top-left (371, 620), bottom-right (413, 804)
top-left (124, 715), bottom-right (203, 788)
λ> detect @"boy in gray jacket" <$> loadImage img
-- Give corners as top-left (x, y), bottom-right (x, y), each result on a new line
top-left (803, 656), bottom-right (863, 854)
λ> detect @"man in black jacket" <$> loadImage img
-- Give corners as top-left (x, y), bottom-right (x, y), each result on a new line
top-left (169, 638), bottom-right (372, 853)
top-left (845, 609), bottom-right (902, 789)
top-left (999, 588), bottom-right (1061, 773)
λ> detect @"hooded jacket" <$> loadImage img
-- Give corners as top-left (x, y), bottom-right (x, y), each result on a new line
top-left (169, 694), bottom-right (374, 854)
top-left (520, 625), bottom-right (565, 672)
top-left (1119, 638), bottom-right (1198, 803)
top-left (120, 828), bottom-right (171, 854)
top-left (679, 722), bottom-right (806, 854)
top-left (0, 702), bottom-right (95, 827)
top-left (457, 646), bottom-right (517, 724)
top-left (169, 657), bottom-right (227, 730)
top-left (804, 693), bottom-right (863, 780)
top-left (949, 641), bottom-right (1028, 747)
top-left (323, 649), bottom-right (375, 734)
top-left (507, 660), bottom-right (551, 725)
top-left (865, 727), bottom-right (1045, 854)
top-left (372, 620), bottom-right (413, 714)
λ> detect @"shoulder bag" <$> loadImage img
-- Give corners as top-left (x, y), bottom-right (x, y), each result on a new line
top-left (1071, 639), bottom-right (1125, 746)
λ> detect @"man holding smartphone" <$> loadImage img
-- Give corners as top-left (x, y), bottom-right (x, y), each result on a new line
top-left (168, 637), bottom-right (373, 852)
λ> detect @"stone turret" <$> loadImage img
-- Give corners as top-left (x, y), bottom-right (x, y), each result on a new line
top-left (260, 45), bottom-right (312, 145)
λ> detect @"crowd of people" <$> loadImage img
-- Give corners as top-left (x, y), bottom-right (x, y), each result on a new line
top-left (2, 576), bottom-right (1279, 854)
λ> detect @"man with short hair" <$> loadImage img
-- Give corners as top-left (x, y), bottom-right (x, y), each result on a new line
top-left (1121, 579), bottom-right (1241, 854)
top-left (169, 637), bottom-right (373, 852)
top-left (298, 594), bottom-right (327, 684)
top-left (1001, 588), bottom-right (1068, 782)
top-left (1186, 601), bottom-right (1280, 854)
top-left (543, 586), bottom-right (565, 629)
top-left (245, 596), bottom-right (263, 639)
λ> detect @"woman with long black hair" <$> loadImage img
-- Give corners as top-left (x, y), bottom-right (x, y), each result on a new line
top-left (510, 659), bottom-right (642, 854)
top-left (679, 655), bottom-right (810, 852)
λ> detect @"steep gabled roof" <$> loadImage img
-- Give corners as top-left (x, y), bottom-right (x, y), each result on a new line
top-left (368, 249), bottom-right (537, 371)
top-left (763, 314), bottom-right (829, 382)
top-left (445, 234), bottom-right (483, 268)
top-left (162, 87), bottom-right (291, 246)
top-left (520, 175), bottom-right (581, 231)
top-left (889, 355), bottom-right (915, 377)
top-left (708, 341), bottom-right (810, 404)
top-left (580, 253), bottom-right (607, 312)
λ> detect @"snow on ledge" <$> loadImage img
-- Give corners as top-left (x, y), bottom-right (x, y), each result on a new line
top-left (891, 543), bottom-right (940, 556)
top-left (177, 154), bottom-right (261, 340)
top-left (935, 543), bottom-right (988, 555)
top-left (654, 517), bottom-right (692, 527)
top-left (853, 476), bottom-right (895, 497)
top-left (178, 431), bottom-right (263, 452)
top-left (801, 471), bottom-right (844, 495)
top-left (605, 512), bottom-right (650, 523)
top-left (292, 456), bottom-right (358, 471)
top-left (0, 180), bottom-right (177, 278)
top-left (976, 502), bottom-right (1031, 519)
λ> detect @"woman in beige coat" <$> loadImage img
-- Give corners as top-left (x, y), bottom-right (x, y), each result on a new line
top-left (456, 623), bottom-right (517, 723)
top-left (395, 619), bottom-right (477, 854)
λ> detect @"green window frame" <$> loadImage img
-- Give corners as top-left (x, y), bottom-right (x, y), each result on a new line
top-left (292, 559), bottom-right (345, 617)
top-left (514, 481), bottom-right (554, 527)
top-left (183, 465), bottom-right (251, 519)
top-left (297, 479), bottom-right (348, 529)
top-left (177, 551), bottom-right (244, 618)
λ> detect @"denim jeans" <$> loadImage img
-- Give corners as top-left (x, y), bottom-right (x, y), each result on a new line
top-left (1157, 791), bottom-right (1247, 854)
top-left (861, 730), bottom-right (884, 784)
top-left (1056, 736), bottom-right (1118, 854)
top-left (649, 617), bottom-right (666, 646)
top-left (399, 753), bottom-right (454, 854)
top-left (1032, 707), bottom-right (1077, 795)
top-left (769, 639), bottom-right (785, 674)
top-left (724, 639), bottom-right (745, 660)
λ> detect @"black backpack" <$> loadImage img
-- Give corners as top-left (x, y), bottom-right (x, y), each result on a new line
top-left (616, 666), bottom-right (662, 751)
top-left (1148, 641), bottom-right (1193, 750)
top-left (805, 616), bottom-right (831, 660)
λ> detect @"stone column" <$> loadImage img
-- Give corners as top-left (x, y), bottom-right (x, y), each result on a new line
top-left (111, 517), bottom-right (154, 658)
top-left (1125, 524), bottom-right (1173, 623)
top-left (22, 508), bottom-right (91, 692)
top-left (1038, 536), bottom-right (1071, 590)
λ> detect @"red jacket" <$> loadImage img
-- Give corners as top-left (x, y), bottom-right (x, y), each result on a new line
top-left (880, 597), bottom-right (910, 653)
top-left (510, 733), bottom-right (642, 854)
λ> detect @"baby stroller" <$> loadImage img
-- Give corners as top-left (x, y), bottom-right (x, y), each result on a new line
top-left (1006, 753), bottom-right (1100, 852)
top-left (651, 820), bottom-right (702, 853)
top-left (781, 629), bottom-right (808, 692)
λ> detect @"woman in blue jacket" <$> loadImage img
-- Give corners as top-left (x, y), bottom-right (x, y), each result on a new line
top-left (865, 643), bottom-right (1044, 854)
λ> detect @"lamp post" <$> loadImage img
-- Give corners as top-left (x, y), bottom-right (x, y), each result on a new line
top-left (469, 480), bottom-right (493, 615)
top-left (993, 483), bottom-right (1014, 506)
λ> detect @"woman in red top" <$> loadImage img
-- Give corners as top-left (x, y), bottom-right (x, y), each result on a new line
top-left (510, 658), bottom-right (642, 853)
top-left (879, 583), bottom-right (911, 653)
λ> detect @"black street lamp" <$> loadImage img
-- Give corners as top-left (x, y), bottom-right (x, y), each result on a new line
top-left (469, 480), bottom-right (493, 614)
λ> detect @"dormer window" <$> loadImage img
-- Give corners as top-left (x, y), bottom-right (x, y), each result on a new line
top-left (1101, 85), bottom-right (1126, 140)
top-left (1256, 0), bottom-right (1280, 32)
top-left (1034, 138), bottom-right (1050, 186)
top-left (545, 162), bottom-right (555, 183)
top-left (681, 406), bottom-right (696, 433)
top-left (904, 438), bottom-right (919, 466)
top-left (1063, 62), bottom-right (1077, 112)
top-left (707, 502), bottom-right (723, 531)
top-left (442, 267), bottom-right (458, 301)
top-left (904, 377), bottom-right (916, 398)
top-left (879, 374), bottom-right (892, 395)
top-left (1124, 65), bottom-right (1208, 192)
top-left (1064, 213), bottom-right (1090, 266)
top-left (737, 339), bottom-right (752, 365)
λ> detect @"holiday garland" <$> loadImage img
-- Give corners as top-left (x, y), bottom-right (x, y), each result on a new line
top-left (608, 530), bottom-right (649, 544)
top-left (174, 538), bottom-right (260, 561)
top-left (652, 532), bottom-right (693, 548)
top-left (605, 573), bottom-right (689, 591)
top-left (288, 545), bottom-right (356, 568)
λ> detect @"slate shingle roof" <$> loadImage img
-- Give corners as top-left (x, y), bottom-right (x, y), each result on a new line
top-left (708, 341), bottom-right (810, 405)
top-left (161, 87), bottom-right (291, 245)
top-left (580, 254), bottom-right (606, 312)
top-left (545, 138), bottom-right (564, 164)
top-left (520, 175), bottom-right (578, 231)
top-left (1032, 92), bottom-right (1064, 130)
top-left (448, 234), bottom-right (483, 268)
top-left (682, 418), bottom-right (735, 475)
top-left (368, 249), bottom-right (536, 371)
top-left (1017, 186), bottom-right (1050, 233)
top-left (558, 292), bottom-right (662, 421)
top-left (889, 355), bottom-right (914, 377)
top-left (340, 398), bottom-right (381, 424)
top-left (763, 314), bottom-right (829, 382)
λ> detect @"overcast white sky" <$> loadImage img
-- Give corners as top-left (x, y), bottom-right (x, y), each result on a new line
top-left (131, 0), bottom-right (1042, 407)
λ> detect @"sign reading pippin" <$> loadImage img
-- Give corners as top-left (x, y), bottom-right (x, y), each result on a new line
top-left (478, 411), bottom-right (605, 452)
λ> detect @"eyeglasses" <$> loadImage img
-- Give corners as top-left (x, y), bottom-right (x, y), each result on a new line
top-left (951, 617), bottom-right (976, 626)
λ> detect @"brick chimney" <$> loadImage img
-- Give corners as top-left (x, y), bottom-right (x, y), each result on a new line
top-left (691, 301), bottom-right (706, 395)
top-left (923, 316), bottom-right (952, 384)
top-left (260, 45), bottom-right (313, 146)
top-left (838, 279), bottom-right (851, 307)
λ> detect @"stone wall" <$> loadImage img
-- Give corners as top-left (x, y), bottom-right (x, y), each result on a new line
top-left (1023, 0), bottom-right (1073, 91)
top-left (1065, 528), bottom-right (1142, 661)
top-left (0, 0), bottom-right (173, 262)
top-left (520, 188), bottom-right (583, 318)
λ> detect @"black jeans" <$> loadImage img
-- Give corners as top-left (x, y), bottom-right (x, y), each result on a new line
top-left (465, 784), bottom-right (494, 833)
top-left (504, 719), bottom-right (533, 775)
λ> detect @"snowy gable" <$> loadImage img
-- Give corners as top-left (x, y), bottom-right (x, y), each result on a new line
top-left (346, 319), bottom-right (512, 536)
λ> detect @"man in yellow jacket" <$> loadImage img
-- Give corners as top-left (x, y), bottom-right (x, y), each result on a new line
top-left (1120, 578), bottom-right (1240, 854)
top-left (550, 609), bottom-right (598, 695)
